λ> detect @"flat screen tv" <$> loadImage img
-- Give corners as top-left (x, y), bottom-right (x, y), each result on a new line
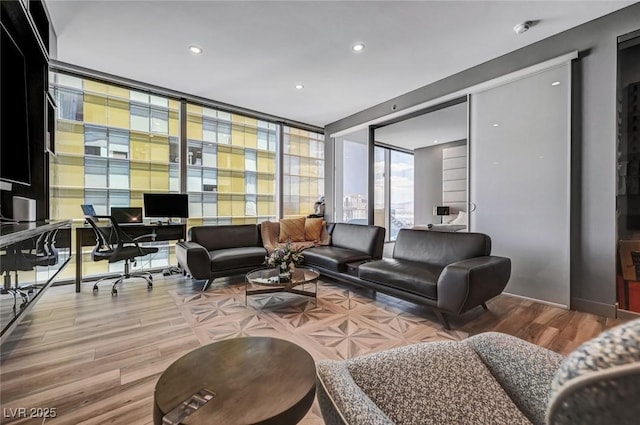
top-left (0, 22), bottom-right (31, 186)
top-left (143, 193), bottom-right (189, 219)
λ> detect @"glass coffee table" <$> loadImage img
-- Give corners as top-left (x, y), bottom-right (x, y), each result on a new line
top-left (245, 267), bottom-right (320, 306)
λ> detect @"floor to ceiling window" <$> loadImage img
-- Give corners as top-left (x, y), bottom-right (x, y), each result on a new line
top-left (50, 72), bottom-right (180, 278)
top-left (373, 146), bottom-right (414, 241)
top-left (282, 126), bottom-right (325, 218)
top-left (49, 70), bottom-right (323, 281)
top-left (185, 104), bottom-right (277, 226)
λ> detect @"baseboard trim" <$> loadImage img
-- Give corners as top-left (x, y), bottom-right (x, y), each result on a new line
top-left (570, 297), bottom-right (617, 318)
top-left (502, 292), bottom-right (568, 309)
top-left (617, 309), bottom-right (640, 320)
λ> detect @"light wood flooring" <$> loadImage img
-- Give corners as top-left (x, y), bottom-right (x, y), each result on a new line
top-left (0, 275), bottom-right (627, 425)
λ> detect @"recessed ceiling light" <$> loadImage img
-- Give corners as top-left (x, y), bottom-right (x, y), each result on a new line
top-left (189, 45), bottom-right (203, 54)
top-left (352, 42), bottom-right (365, 52)
top-left (493, 123), bottom-right (500, 127)
top-left (433, 140), bottom-right (439, 144)
top-left (295, 84), bottom-right (304, 90)
top-left (551, 81), bottom-right (561, 86)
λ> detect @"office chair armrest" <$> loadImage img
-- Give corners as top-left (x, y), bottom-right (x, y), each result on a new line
top-left (133, 233), bottom-right (157, 242)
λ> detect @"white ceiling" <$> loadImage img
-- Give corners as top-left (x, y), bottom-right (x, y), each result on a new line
top-left (45, 0), bottom-right (636, 127)
top-left (375, 102), bottom-right (468, 150)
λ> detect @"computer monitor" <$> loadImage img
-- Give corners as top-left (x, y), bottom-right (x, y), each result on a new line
top-left (111, 207), bottom-right (143, 224)
top-left (143, 193), bottom-right (189, 223)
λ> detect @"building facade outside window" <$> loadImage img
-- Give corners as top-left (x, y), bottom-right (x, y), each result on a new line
top-left (49, 71), bottom-right (323, 280)
top-left (282, 126), bottom-right (324, 218)
top-left (185, 103), bottom-right (277, 226)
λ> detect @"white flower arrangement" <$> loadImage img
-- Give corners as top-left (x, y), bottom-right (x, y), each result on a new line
top-left (265, 241), bottom-right (304, 273)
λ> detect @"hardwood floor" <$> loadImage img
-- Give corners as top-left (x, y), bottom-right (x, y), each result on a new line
top-left (0, 275), bottom-right (626, 425)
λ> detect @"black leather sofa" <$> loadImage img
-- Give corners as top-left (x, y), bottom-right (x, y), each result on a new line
top-left (176, 223), bottom-right (510, 328)
top-left (175, 222), bottom-right (386, 291)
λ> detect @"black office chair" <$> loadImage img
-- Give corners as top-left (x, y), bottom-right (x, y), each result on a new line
top-left (85, 215), bottom-right (158, 295)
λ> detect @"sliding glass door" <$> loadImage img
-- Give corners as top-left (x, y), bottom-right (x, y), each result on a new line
top-left (469, 63), bottom-right (571, 307)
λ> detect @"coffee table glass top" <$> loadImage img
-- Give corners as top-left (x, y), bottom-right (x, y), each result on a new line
top-left (246, 267), bottom-right (320, 287)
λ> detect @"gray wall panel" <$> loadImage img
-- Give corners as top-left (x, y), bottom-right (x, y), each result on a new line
top-left (324, 4), bottom-right (640, 314)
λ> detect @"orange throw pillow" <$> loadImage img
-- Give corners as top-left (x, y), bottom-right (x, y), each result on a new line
top-left (279, 217), bottom-right (306, 242)
top-left (305, 217), bottom-right (324, 241)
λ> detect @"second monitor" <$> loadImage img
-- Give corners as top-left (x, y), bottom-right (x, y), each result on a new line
top-left (143, 193), bottom-right (189, 224)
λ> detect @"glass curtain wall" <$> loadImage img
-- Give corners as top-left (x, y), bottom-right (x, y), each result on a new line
top-left (185, 104), bottom-right (277, 226)
top-left (50, 72), bottom-right (180, 278)
top-left (282, 126), bottom-right (325, 218)
top-left (49, 71), bottom-right (323, 281)
top-left (373, 146), bottom-right (414, 240)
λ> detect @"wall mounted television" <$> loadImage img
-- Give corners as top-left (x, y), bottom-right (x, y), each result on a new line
top-left (0, 22), bottom-right (31, 187)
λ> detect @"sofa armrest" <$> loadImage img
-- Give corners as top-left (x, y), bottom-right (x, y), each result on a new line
top-left (466, 332), bottom-right (564, 425)
top-left (316, 361), bottom-right (394, 425)
top-left (436, 255), bottom-right (511, 314)
top-left (175, 241), bottom-right (211, 280)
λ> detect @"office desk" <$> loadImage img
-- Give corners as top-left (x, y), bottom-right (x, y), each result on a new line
top-left (75, 223), bottom-right (186, 292)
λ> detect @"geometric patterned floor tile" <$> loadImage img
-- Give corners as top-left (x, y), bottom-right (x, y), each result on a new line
top-left (169, 278), bottom-right (468, 424)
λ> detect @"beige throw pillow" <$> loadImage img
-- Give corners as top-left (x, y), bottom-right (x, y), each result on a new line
top-left (279, 217), bottom-right (306, 242)
top-left (305, 217), bottom-right (324, 241)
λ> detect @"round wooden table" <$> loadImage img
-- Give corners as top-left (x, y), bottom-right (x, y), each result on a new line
top-left (153, 337), bottom-right (316, 425)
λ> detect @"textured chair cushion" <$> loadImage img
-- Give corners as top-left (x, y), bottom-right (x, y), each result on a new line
top-left (321, 341), bottom-right (531, 425)
top-left (547, 318), bottom-right (640, 425)
top-left (279, 217), bottom-right (306, 242)
top-left (467, 332), bottom-right (564, 425)
top-left (550, 319), bottom-right (640, 390)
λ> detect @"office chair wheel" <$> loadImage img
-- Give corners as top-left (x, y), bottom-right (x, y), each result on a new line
top-left (147, 282), bottom-right (153, 289)
top-left (111, 288), bottom-right (118, 296)
top-left (93, 285), bottom-right (98, 292)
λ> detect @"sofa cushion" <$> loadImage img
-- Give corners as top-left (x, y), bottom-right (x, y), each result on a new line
top-left (358, 259), bottom-right (442, 299)
top-left (331, 223), bottom-right (385, 258)
top-left (279, 217), bottom-right (306, 242)
top-left (190, 225), bottom-right (261, 251)
top-left (467, 332), bottom-right (564, 425)
top-left (209, 246), bottom-right (267, 271)
top-left (305, 217), bottom-right (324, 241)
top-left (394, 229), bottom-right (491, 267)
top-left (303, 246), bottom-right (371, 272)
top-left (343, 341), bottom-right (531, 425)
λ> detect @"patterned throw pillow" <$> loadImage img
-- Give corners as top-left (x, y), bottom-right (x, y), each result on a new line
top-left (279, 217), bottom-right (306, 242)
top-left (305, 217), bottom-right (324, 241)
top-left (550, 318), bottom-right (640, 393)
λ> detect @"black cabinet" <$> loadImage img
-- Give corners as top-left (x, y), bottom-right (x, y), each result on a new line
top-left (0, 0), bottom-right (54, 221)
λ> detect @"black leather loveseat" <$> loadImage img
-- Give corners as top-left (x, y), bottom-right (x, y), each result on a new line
top-left (356, 229), bottom-right (511, 328)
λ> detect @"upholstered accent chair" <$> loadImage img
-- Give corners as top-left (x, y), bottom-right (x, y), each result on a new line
top-left (316, 318), bottom-right (640, 425)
